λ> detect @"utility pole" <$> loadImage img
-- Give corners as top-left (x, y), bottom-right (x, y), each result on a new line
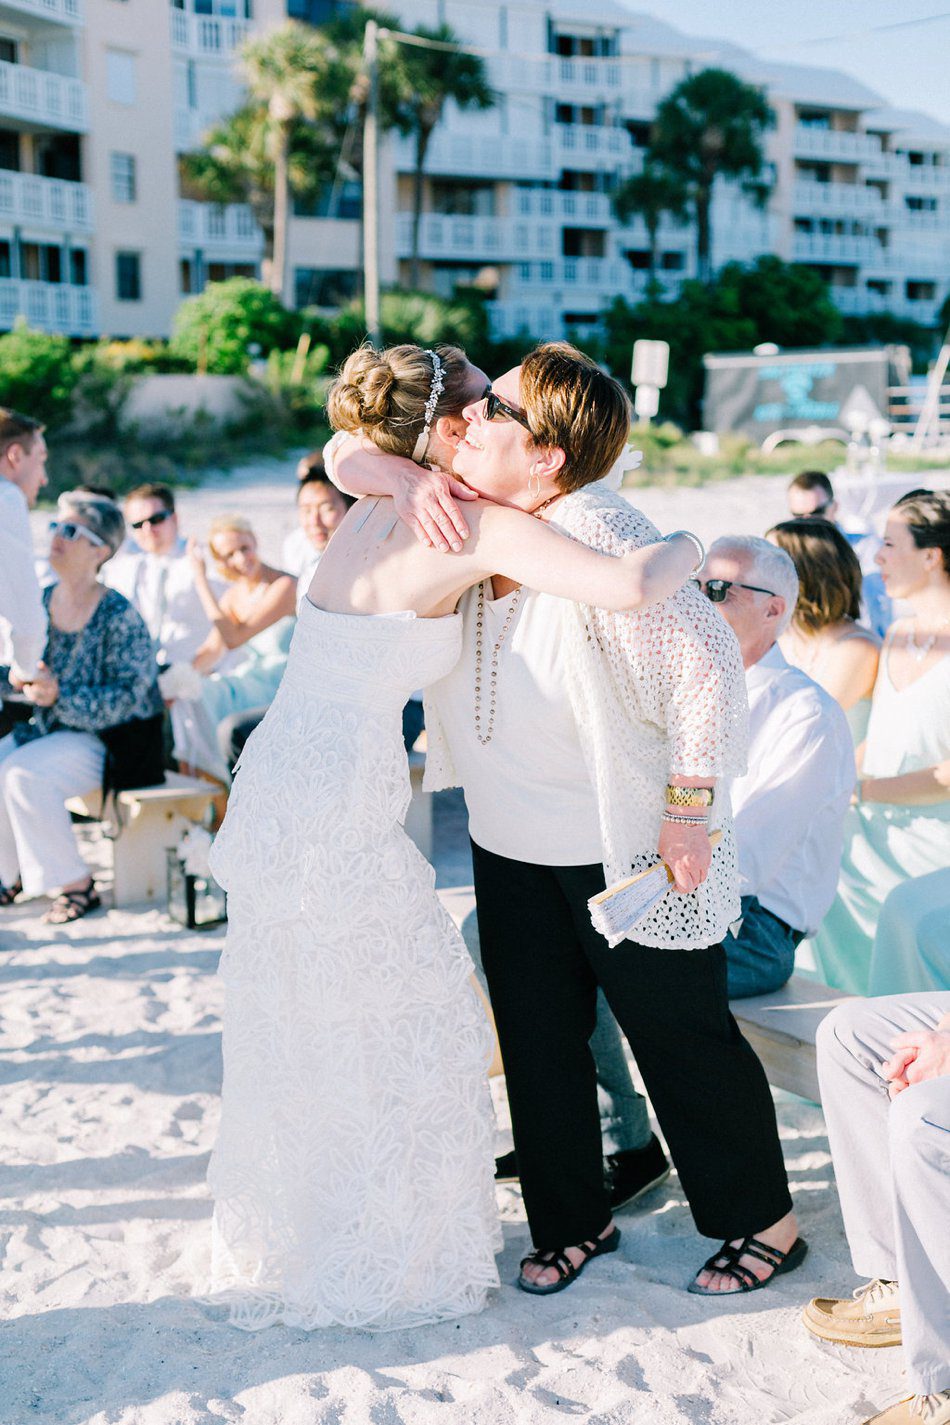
top-left (362, 19), bottom-right (381, 347)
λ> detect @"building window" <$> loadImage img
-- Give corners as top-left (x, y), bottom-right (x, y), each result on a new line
top-left (905, 280), bottom-right (936, 301)
top-left (0, 37), bottom-right (18, 65)
top-left (110, 152), bottom-right (137, 204)
top-left (106, 50), bottom-right (137, 106)
top-left (116, 251), bottom-right (141, 301)
top-left (70, 249), bottom-right (88, 286)
top-left (293, 266), bottom-right (358, 309)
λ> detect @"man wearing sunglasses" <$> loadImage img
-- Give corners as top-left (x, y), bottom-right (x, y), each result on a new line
top-left (700, 535), bottom-right (855, 999)
top-left (105, 483), bottom-right (227, 674)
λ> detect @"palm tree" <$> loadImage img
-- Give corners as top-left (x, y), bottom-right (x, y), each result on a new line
top-left (612, 161), bottom-right (689, 289)
top-left (648, 68), bottom-right (774, 283)
top-left (393, 25), bottom-right (495, 290)
top-left (239, 22), bottom-right (353, 302)
top-left (181, 105), bottom-right (338, 290)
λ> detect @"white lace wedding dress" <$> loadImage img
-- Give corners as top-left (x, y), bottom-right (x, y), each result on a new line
top-left (206, 598), bottom-right (501, 1331)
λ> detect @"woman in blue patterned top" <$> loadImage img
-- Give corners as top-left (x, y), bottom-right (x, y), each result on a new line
top-left (0, 492), bottom-right (161, 923)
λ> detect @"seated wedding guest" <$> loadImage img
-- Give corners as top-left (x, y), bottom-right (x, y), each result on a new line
top-left (870, 867), bottom-right (950, 996)
top-left (171, 515), bottom-right (296, 783)
top-left (293, 466), bottom-right (354, 608)
top-left (0, 494), bottom-right (160, 923)
top-left (105, 483), bottom-right (219, 669)
top-left (699, 537), bottom-right (854, 997)
top-left (786, 470), bottom-right (890, 636)
top-left (768, 518), bottom-right (880, 744)
top-left (217, 474), bottom-right (353, 774)
top-left (809, 492), bottom-right (950, 996)
top-left (804, 993), bottom-right (950, 1425)
top-left (280, 451), bottom-right (329, 576)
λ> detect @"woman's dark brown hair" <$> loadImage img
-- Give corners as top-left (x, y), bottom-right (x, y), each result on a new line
top-left (768, 518), bottom-right (862, 633)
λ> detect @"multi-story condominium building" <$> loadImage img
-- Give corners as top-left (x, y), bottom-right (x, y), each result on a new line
top-left (0, 0), bottom-right (947, 341)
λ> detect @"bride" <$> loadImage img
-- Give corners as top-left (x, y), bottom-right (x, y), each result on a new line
top-left (206, 341), bottom-right (702, 1332)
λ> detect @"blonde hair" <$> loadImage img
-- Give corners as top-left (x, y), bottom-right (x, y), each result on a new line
top-left (326, 343), bottom-right (473, 458)
top-left (208, 514), bottom-right (256, 578)
top-left (519, 342), bottom-right (631, 492)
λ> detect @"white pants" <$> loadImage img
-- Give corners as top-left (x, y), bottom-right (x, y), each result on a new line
top-left (0, 730), bottom-right (104, 897)
top-left (816, 994), bottom-right (950, 1394)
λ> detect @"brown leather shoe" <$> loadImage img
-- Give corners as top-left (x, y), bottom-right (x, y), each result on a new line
top-left (803, 1278), bottom-right (901, 1348)
top-left (862, 1391), bottom-right (950, 1423)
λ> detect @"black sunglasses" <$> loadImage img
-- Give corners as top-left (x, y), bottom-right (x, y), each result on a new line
top-left (691, 577), bottom-right (777, 603)
top-left (483, 385), bottom-right (532, 433)
top-left (130, 509), bottom-right (173, 531)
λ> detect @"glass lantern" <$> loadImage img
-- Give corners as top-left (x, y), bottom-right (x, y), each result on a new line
top-left (166, 847), bottom-right (227, 929)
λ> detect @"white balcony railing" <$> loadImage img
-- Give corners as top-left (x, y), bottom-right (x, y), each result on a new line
top-left (396, 212), bottom-right (555, 262)
top-left (794, 126), bottom-right (883, 164)
top-left (792, 232), bottom-right (881, 264)
top-left (792, 180), bottom-right (885, 217)
top-left (510, 257), bottom-right (629, 292)
top-left (832, 285), bottom-right (942, 324)
top-left (396, 131), bottom-right (556, 181)
top-left (489, 53), bottom-right (623, 99)
top-left (514, 189), bottom-right (614, 224)
top-left (0, 0), bottom-right (82, 23)
top-left (0, 59), bottom-right (86, 131)
top-left (900, 164), bottom-right (950, 191)
top-left (170, 9), bottom-right (250, 57)
top-left (178, 200), bottom-right (264, 252)
top-left (555, 123), bottom-right (630, 163)
top-left (0, 278), bottom-right (96, 334)
top-left (0, 170), bottom-right (92, 230)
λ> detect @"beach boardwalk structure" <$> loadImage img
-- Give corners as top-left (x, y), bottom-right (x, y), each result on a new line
top-left (67, 772), bottom-right (217, 907)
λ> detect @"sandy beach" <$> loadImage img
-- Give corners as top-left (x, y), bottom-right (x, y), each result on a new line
top-left (3, 461), bottom-right (943, 1424)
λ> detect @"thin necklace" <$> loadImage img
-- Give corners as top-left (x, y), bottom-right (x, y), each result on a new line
top-left (906, 611), bottom-right (950, 663)
top-left (473, 494), bottom-right (559, 745)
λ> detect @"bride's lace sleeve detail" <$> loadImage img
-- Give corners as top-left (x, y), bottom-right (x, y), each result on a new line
top-left (554, 491), bottom-right (748, 780)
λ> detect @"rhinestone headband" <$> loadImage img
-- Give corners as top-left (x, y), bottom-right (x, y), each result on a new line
top-left (411, 349), bottom-right (445, 464)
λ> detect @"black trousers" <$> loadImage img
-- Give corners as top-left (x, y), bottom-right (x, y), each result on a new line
top-left (471, 841), bottom-right (793, 1250)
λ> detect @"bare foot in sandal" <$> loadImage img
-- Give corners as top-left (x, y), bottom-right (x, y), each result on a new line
top-left (0, 877), bottom-right (22, 906)
top-left (43, 877), bottom-right (101, 925)
top-left (690, 1210), bottom-right (803, 1294)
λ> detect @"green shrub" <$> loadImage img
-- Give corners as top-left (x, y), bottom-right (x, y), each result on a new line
top-left (265, 343), bottom-right (332, 429)
top-left (169, 278), bottom-right (299, 374)
top-left (0, 323), bottom-right (81, 429)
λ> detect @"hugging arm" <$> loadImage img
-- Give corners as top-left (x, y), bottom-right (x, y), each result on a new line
top-left (326, 434), bottom-right (476, 552)
top-left (468, 504), bottom-right (699, 611)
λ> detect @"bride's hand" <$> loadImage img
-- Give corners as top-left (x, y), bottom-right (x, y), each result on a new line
top-left (393, 468), bottom-right (478, 553)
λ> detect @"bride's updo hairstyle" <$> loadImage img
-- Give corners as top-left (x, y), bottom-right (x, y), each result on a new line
top-left (893, 490), bottom-right (950, 577)
top-left (326, 343), bottom-right (472, 459)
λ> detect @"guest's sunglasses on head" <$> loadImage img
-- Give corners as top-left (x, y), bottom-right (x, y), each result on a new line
top-left (482, 384), bottom-right (533, 433)
top-left (49, 519), bottom-right (107, 549)
top-left (130, 509), bottom-right (173, 530)
top-left (804, 502), bottom-right (832, 519)
top-left (692, 577), bottom-right (776, 603)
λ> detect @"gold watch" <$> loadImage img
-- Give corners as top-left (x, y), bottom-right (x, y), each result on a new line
top-left (665, 785), bottom-right (715, 808)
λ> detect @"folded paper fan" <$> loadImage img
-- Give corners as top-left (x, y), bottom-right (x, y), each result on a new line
top-left (588, 830), bottom-right (722, 947)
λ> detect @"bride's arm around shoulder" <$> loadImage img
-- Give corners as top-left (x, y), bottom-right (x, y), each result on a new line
top-left (465, 499), bottom-right (699, 612)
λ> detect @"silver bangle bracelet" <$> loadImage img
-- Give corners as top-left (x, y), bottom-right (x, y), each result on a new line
top-left (665, 528), bottom-right (705, 574)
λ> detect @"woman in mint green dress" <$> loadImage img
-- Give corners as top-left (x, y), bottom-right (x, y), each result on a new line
top-left (807, 492), bottom-right (950, 995)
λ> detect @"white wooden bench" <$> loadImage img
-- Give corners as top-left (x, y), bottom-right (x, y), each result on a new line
top-left (729, 974), bottom-right (853, 1102)
top-left (67, 772), bottom-right (217, 908)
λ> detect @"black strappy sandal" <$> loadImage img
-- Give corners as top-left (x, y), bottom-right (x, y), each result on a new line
top-left (688, 1234), bottom-right (808, 1296)
top-left (518, 1225), bottom-right (621, 1296)
top-left (43, 879), bottom-right (101, 926)
top-left (0, 878), bottom-right (22, 906)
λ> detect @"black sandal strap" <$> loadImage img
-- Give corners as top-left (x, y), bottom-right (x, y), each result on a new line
top-left (520, 1248), bottom-right (574, 1283)
top-left (0, 878), bottom-right (22, 906)
top-left (740, 1235), bottom-right (789, 1269)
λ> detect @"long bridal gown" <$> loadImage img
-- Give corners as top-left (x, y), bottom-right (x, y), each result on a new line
top-left (206, 598), bottom-right (500, 1331)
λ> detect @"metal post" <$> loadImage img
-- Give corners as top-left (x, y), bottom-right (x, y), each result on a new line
top-left (362, 19), bottom-right (381, 347)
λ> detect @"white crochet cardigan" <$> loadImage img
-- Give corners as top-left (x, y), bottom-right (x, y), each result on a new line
top-left (424, 484), bottom-right (750, 950)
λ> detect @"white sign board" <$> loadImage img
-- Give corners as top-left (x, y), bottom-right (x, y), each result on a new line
top-left (632, 339), bottom-right (670, 389)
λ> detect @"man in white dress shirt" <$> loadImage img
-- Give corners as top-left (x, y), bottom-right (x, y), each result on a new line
top-left (0, 410), bottom-right (48, 685)
top-left (104, 483), bottom-right (214, 668)
top-left (701, 536), bottom-right (855, 997)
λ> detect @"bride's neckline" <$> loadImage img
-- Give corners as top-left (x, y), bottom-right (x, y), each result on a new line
top-left (304, 595), bottom-right (459, 623)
